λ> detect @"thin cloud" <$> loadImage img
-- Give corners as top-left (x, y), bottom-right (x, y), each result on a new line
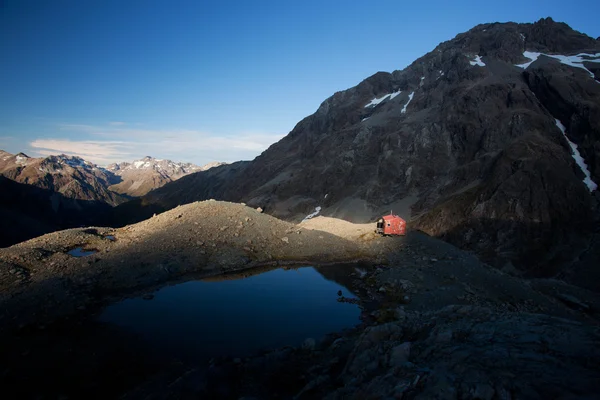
top-left (29, 123), bottom-right (285, 166)
top-left (30, 139), bottom-right (133, 165)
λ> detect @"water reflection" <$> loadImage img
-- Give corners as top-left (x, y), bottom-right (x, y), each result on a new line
top-left (98, 266), bottom-right (361, 363)
top-left (67, 247), bottom-right (97, 257)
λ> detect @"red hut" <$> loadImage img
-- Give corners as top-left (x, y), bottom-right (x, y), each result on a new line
top-left (376, 214), bottom-right (406, 236)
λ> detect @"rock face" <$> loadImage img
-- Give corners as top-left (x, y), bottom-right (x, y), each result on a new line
top-left (0, 150), bottom-right (126, 206)
top-left (106, 156), bottom-right (225, 197)
top-left (323, 305), bottom-right (600, 400)
top-left (126, 18), bottom-right (600, 278)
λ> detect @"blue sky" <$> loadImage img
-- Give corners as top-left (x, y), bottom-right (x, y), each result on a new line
top-left (1, 0), bottom-right (599, 166)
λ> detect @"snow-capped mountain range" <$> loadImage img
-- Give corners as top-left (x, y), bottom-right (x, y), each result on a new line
top-left (0, 150), bottom-right (226, 202)
top-left (106, 156), bottom-right (226, 197)
top-left (0, 150), bottom-right (125, 206)
top-left (0, 150), bottom-right (226, 246)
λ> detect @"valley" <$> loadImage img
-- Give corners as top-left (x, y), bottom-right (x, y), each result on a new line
top-left (0, 152), bottom-right (224, 247)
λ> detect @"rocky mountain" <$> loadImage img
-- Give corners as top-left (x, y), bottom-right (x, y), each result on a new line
top-left (0, 150), bottom-right (126, 206)
top-left (120, 18), bottom-right (600, 280)
top-left (106, 156), bottom-right (225, 197)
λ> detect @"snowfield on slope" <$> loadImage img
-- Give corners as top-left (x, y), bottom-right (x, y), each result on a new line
top-left (555, 119), bottom-right (597, 192)
top-left (516, 51), bottom-right (600, 79)
top-left (364, 90), bottom-right (402, 107)
top-left (302, 206), bottom-right (321, 221)
top-left (401, 92), bottom-right (415, 114)
top-left (469, 55), bottom-right (486, 67)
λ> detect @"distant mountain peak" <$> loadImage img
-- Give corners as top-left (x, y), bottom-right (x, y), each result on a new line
top-left (106, 156), bottom-right (227, 197)
top-left (11, 152), bottom-right (31, 165)
top-left (0, 150), bottom-right (125, 206)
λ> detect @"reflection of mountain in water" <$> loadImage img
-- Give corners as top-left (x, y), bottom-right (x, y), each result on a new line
top-left (314, 263), bottom-right (370, 292)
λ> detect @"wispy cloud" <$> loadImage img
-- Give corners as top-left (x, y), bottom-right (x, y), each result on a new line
top-left (28, 123), bottom-right (285, 166)
top-left (30, 139), bottom-right (133, 165)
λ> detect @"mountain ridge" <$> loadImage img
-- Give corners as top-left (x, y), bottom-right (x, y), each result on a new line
top-left (0, 150), bottom-right (226, 200)
top-left (106, 155), bottom-right (226, 197)
top-left (0, 150), bottom-right (126, 206)
top-left (119, 17), bottom-right (600, 282)
top-left (0, 150), bottom-right (226, 246)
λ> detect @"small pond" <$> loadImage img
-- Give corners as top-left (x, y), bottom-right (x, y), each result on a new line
top-left (67, 247), bottom-right (97, 257)
top-left (98, 266), bottom-right (361, 363)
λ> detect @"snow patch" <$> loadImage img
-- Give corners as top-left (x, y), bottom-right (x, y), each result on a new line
top-left (555, 119), bottom-right (597, 192)
top-left (420, 76), bottom-right (425, 87)
top-left (302, 206), bottom-right (321, 222)
top-left (548, 53), bottom-right (600, 78)
top-left (15, 155), bottom-right (28, 164)
top-left (364, 90), bottom-right (402, 107)
top-left (516, 51), bottom-right (600, 79)
top-left (324, 193), bottom-right (328, 199)
top-left (63, 158), bottom-right (86, 168)
top-left (469, 55), bottom-right (486, 67)
top-left (361, 117), bottom-right (370, 122)
top-left (354, 268), bottom-right (367, 278)
top-left (365, 94), bottom-right (390, 108)
top-left (520, 33), bottom-right (525, 42)
top-left (389, 90), bottom-right (402, 100)
top-left (401, 92), bottom-right (415, 114)
top-left (515, 51), bottom-right (541, 69)
top-left (134, 161), bottom-right (145, 169)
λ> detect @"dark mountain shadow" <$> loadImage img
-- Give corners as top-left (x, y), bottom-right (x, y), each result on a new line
top-left (0, 177), bottom-right (113, 247)
top-left (418, 216), bottom-right (600, 291)
top-left (107, 197), bottom-right (166, 227)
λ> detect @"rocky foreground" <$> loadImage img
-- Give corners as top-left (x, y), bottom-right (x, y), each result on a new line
top-left (1, 201), bottom-right (599, 399)
top-left (0, 201), bottom-right (388, 331)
